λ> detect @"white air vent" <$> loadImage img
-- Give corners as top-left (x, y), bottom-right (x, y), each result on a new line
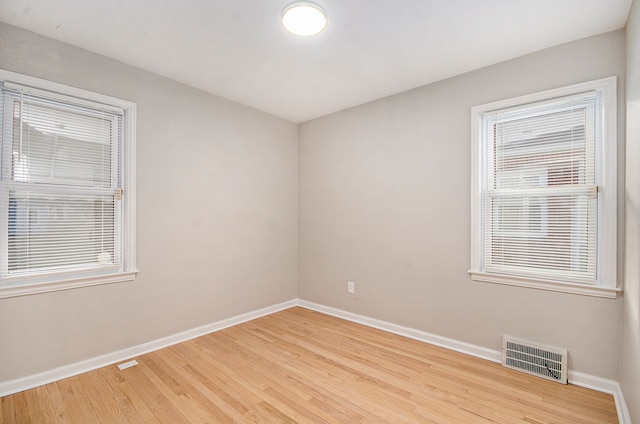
top-left (502, 336), bottom-right (567, 384)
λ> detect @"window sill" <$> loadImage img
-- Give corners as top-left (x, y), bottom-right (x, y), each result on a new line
top-left (468, 271), bottom-right (621, 299)
top-left (0, 270), bottom-right (139, 299)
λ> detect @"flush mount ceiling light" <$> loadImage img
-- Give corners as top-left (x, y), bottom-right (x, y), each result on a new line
top-left (281, 1), bottom-right (328, 36)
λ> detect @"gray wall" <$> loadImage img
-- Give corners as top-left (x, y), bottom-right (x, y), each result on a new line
top-left (299, 30), bottom-right (626, 379)
top-left (0, 23), bottom-right (299, 382)
top-left (622, 0), bottom-right (640, 421)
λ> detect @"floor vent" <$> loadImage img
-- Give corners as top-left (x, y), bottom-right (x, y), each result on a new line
top-left (502, 336), bottom-right (567, 384)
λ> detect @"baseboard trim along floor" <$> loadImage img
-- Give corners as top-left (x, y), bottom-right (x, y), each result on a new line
top-left (0, 298), bottom-right (631, 423)
top-left (0, 299), bottom-right (297, 398)
top-left (296, 300), bottom-right (631, 424)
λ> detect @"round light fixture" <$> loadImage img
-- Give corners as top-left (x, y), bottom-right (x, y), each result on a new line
top-left (281, 1), bottom-right (327, 36)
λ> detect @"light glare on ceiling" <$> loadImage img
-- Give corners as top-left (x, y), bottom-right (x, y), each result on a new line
top-left (281, 2), bottom-right (327, 36)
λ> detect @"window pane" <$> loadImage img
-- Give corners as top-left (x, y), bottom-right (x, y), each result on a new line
top-left (8, 190), bottom-right (118, 276)
top-left (482, 97), bottom-right (598, 284)
top-left (487, 192), bottom-right (596, 276)
top-left (493, 109), bottom-right (590, 190)
top-left (491, 195), bottom-right (547, 237)
top-left (11, 98), bottom-right (114, 188)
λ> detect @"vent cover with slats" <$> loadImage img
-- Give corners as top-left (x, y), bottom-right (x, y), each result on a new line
top-left (502, 336), bottom-right (567, 384)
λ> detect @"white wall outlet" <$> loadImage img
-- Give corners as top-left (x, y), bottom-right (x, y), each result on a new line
top-left (348, 281), bottom-right (355, 294)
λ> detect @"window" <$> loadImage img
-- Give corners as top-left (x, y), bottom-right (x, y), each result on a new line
top-left (0, 70), bottom-right (137, 298)
top-left (469, 77), bottom-right (618, 298)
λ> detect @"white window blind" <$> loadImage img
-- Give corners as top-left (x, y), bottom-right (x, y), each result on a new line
top-left (481, 95), bottom-right (599, 284)
top-left (470, 77), bottom-right (618, 296)
top-left (0, 80), bottom-right (127, 286)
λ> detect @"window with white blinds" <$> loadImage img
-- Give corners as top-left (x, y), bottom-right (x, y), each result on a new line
top-left (469, 78), bottom-right (618, 297)
top-left (0, 70), bottom-right (137, 297)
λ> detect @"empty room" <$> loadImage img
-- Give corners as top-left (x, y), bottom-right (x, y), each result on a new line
top-left (0, 0), bottom-right (639, 422)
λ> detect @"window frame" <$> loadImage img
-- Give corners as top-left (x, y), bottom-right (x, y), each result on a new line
top-left (469, 77), bottom-right (619, 298)
top-left (0, 69), bottom-right (137, 298)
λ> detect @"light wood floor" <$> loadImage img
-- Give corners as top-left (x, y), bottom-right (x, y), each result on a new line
top-left (1, 307), bottom-right (618, 423)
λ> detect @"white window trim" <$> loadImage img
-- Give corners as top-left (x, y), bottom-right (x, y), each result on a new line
top-left (469, 77), bottom-right (619, 298)
top-left (0, 69), bottom-right (137, 298)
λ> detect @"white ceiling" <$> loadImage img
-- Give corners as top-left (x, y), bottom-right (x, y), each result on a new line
top-left (0, 0), bottom-right (633, 123)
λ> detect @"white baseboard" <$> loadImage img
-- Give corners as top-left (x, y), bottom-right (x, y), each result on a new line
top-left (0, 299), bottom-right (297, 397)
top-left (0, 297), bottom-right (631, 424)
top-left (613, 383), bottom-right (633, 424)
top-left (297, 299), bottom-right (631, 424)
top-left (297, 299), bottom-right (502, 363)
top-left (568, 369), bottom-right (619, 393)
top-left (567, 370), bottom-right (631, 424)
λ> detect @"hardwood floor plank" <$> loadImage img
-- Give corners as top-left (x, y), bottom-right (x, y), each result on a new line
top-left (108, 371), bottom-right (162, 424)
top-left (0, 307), bottom-right (618, 423)
top-left (168, 342), bottom-right (286, 422)
top-left (229, 327), bottom-right (424, 422)
top-left (56, 376), bottom-right (101, 424)
top-left (1, 392), bottom-right (16, 424)
top-left (45, 383), bottom-right (73, 424)
top-left (23, 385), bottom-right (57, 424)
top-left (125, 360), bottom-right (193, 423)
top-left (73, 371), bottom-right (124, 424)
top-left (11, 392), bottom-right (31, 424)
top-left (144, 351), bottom-right (237, 423)
top-left (194, 334), bottom-right (332, 422)
top-left (83, 367), bottom-right (137, 424)
top-left (26, 391), bottom-right (61, 424)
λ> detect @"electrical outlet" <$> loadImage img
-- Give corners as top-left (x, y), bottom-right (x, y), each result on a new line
top-left (348, 281), bottom-right (355, 294)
